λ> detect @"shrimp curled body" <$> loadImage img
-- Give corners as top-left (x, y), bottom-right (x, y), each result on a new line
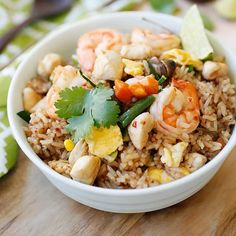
top-left (46, 65), bottom-right (88, 118)
top-left (150, 79), bottom-right (200, 137)
top-left (131, 28), bottom-right (181, 56)
top-left (77, 29), bottom-right (123, 75)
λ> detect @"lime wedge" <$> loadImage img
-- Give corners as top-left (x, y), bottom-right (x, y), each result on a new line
top-left (215, 0), bottom-right (236, 20)
top-left (180, 5), bottom-right (214, 60)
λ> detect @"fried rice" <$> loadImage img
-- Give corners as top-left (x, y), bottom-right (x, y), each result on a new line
top-left (25, 64), bottom-right (236, 189)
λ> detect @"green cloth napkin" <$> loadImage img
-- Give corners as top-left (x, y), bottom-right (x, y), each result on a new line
top-left (0, 0), bottom-right (142, 176)
top-left (0, 107), bottom-right (18, 177)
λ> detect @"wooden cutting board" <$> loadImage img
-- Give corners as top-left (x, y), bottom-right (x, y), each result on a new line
top-left (1, 2), bottom-right (236, 236)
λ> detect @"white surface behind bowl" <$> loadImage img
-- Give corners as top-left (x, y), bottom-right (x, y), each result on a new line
top-left (8, 12), bottom-right (236, 213)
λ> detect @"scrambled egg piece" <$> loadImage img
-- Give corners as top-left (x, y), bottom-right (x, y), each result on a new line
top-left (148, 167), bottom-right (173, 184)
top-left (165, 166), bottom-right (190, 179)
top-left (161, 49), bottom-right (203, 71)
top-left (178, 166), bottom-right (190, 176)
top-left (161, 142), bottom-right (188, 168)
top-left (85, 125), bottom-right (123, 158)
top-left (122, 58), bottom-right (144, 76)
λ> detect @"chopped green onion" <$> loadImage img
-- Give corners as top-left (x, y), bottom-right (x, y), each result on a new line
top-left (203, 53), bottom-right (213, 62)
top-left (158, 75), bottom-right (167, 85)
top-left (79, 69), bottom-right (96, 88)
top-left (150, 154), bottom-right (155, 161)
top-left (17, 110), bottom-right (31, 123)
top-left (188, 65), bottom-right (194, 72)
top-left (149, 149), bottom-right (156, 161)
top-left (147, 60), bottom-right (160, 80)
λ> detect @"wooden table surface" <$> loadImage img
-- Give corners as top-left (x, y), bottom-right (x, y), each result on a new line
top-left (1, 2), bottom-right (236, 236)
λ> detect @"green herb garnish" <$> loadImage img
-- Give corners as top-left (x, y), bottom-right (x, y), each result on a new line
top-left (158, 75), bottom-right (167, 85)
top-left (188, 65), bottom-right (194, 72)
top-left (55, 86), bottom-right (120, 141)
top-left (17, 110), bottom-right (31, 123)
top-left (147, 61), bottom-right (168, 86)
top-left (147, 60), bottom-right (160, 80)
top-left (202, 53), bottom-right (214, 62)
top-left (79, 69), bottom-right (96, 88)
top-left (150, 154), bottom-right (155, 161)
top-left (149, 0), bottom-right (177, 14)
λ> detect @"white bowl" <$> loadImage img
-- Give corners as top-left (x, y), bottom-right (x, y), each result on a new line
top-left (8, 12), bottom-right (236, 213)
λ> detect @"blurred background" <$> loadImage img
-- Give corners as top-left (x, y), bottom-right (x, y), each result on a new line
top-left (0, 0), bottom-right (236, 71)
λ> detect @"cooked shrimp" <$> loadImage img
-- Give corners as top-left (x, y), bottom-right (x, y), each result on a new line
top-left (150, 79), bottom-right (200, 137)
top-left (77, 29), bottom-right (123, 75)
top-left (46, 65), bottom-right (89, 118)
top-left (131, 28), bottom-right (180, 56)
top-left (202, 61), bottom-right (228, 80)
top-left (120, 43), bottom-right (152, 60)
top-left (92, 50), bottom-right (123, 81)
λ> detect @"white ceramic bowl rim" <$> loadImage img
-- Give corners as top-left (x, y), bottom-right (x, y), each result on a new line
top-left (8, 12), bottom-right (236, 197)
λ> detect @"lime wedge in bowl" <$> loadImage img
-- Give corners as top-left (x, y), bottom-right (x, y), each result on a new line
top-left (180, 5), bottom-right (214, 60)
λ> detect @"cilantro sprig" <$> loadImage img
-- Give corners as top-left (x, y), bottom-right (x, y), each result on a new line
top-left (149, 0), bottom-right (177, 14)
top-left (55, 86), bottom-right (120, 141)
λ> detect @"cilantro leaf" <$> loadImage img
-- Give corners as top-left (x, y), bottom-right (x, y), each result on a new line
top-left (55, 87), bottom-right (88, 119)
top-left (66, 112), bottom-right (93, 142)
top-left (149, 0), bottom-right (177, 14)
top-left (55, 86), bottom-right (120, 140)
top-left (92, 100), bottom-right (120, 128)
top-left (89, 86), bottom-right (120, 127)
top-left (91, 85), bottom-right (113, 101)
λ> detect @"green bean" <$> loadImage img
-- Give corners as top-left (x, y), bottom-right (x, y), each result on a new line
top-left (119, 95), bottom-right (155, 127)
